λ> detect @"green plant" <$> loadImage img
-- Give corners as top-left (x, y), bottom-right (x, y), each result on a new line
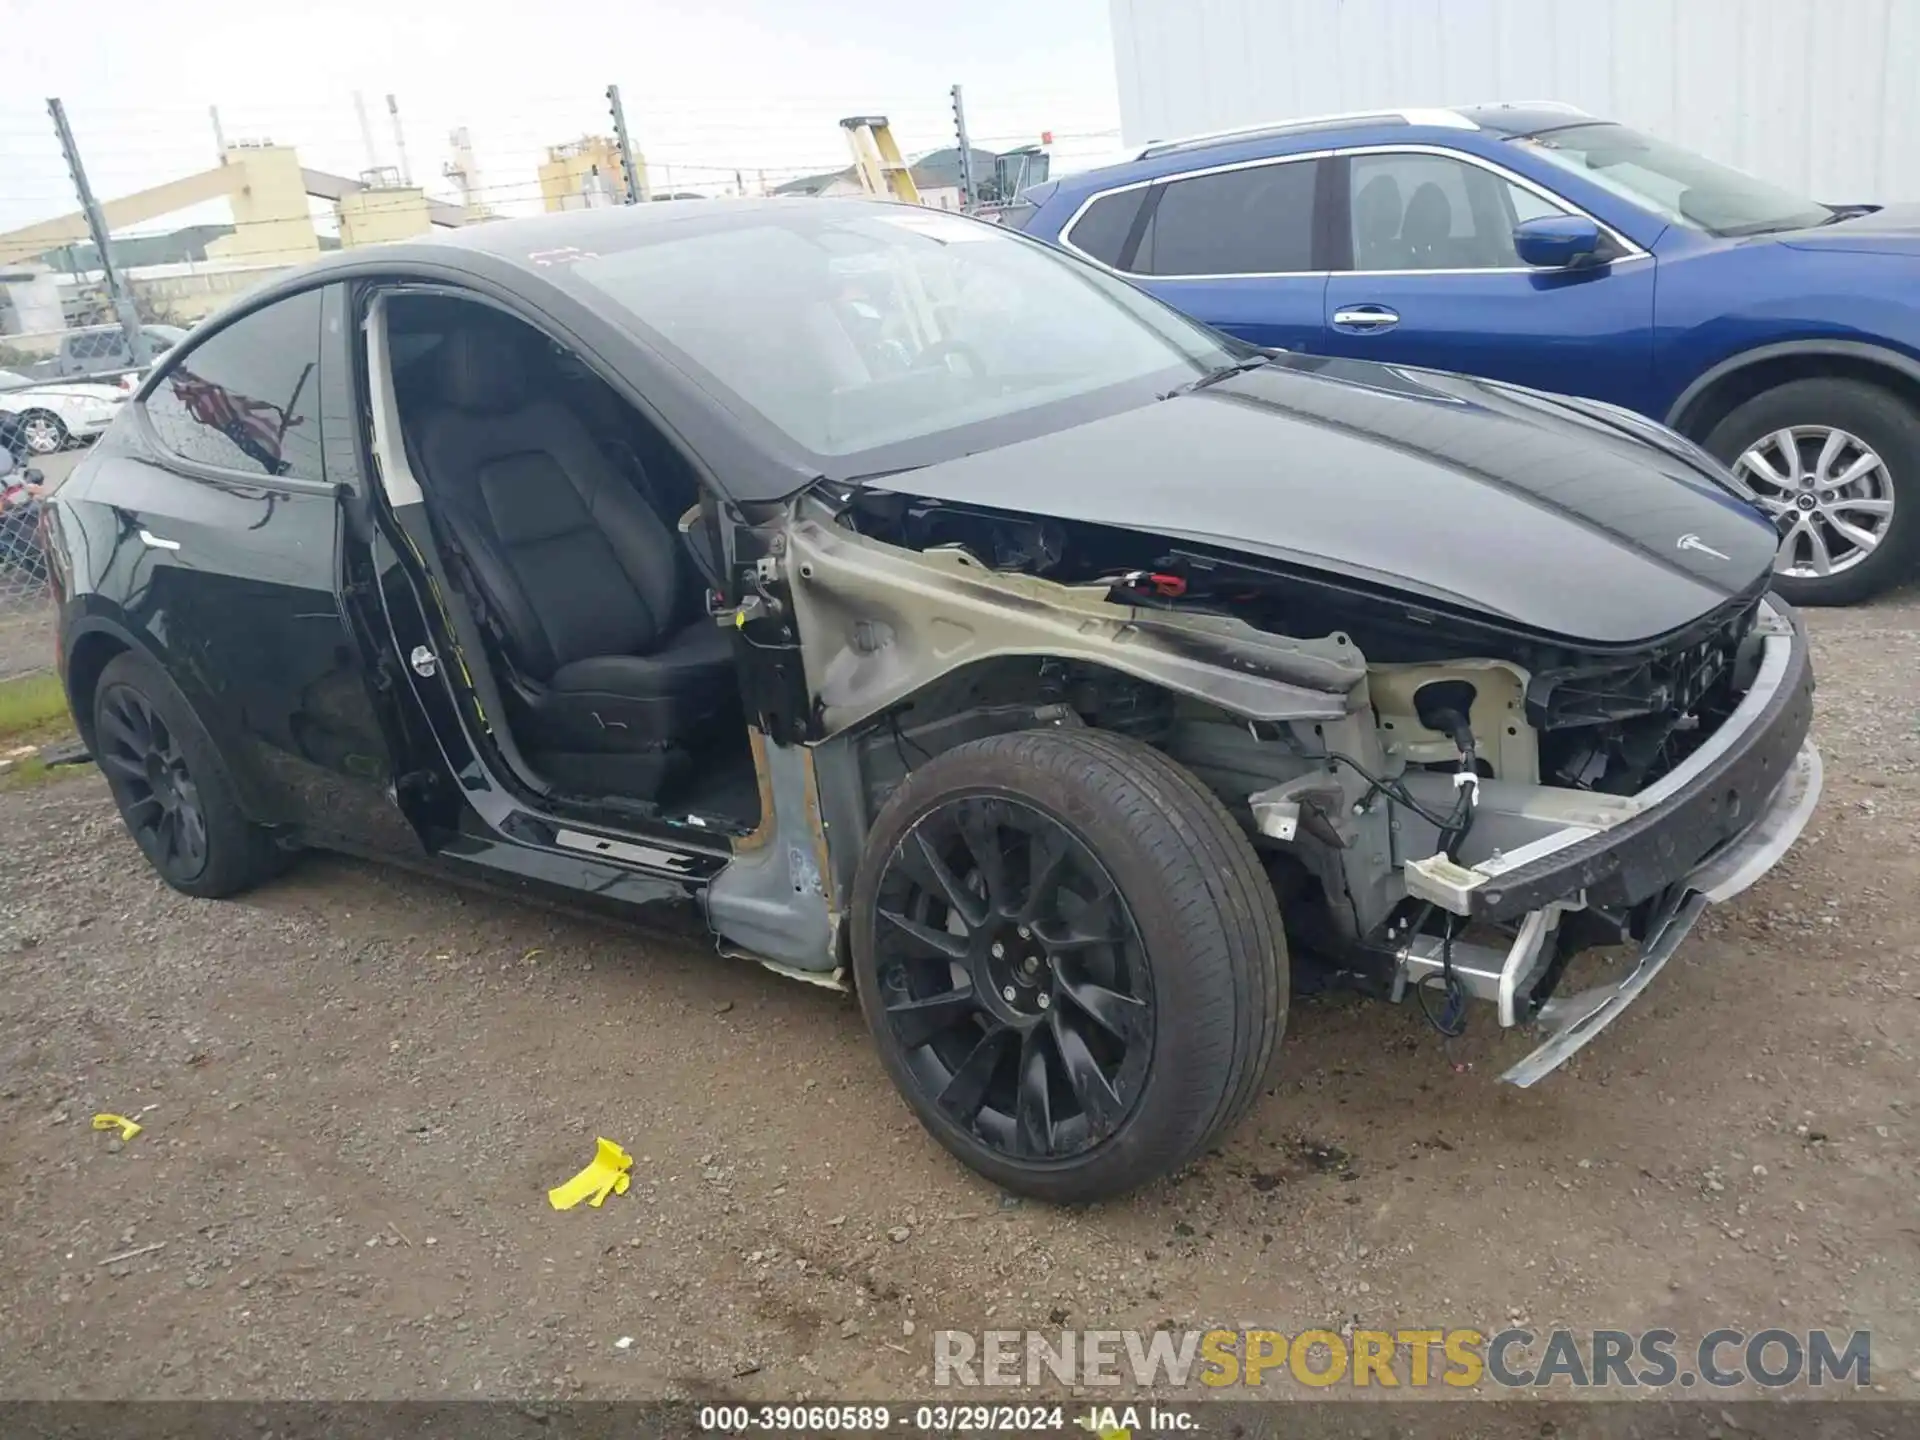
top-left (0, 671), bottom-right (71, 742)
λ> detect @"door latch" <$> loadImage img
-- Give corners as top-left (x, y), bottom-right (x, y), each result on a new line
top-left (409, 645), bottom-right (438, 678)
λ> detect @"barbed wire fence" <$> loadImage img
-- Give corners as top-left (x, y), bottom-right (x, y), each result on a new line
top-left (0, 81), bottom-right (1125, 676)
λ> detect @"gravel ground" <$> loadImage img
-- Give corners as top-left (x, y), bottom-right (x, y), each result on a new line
top-left (1, 587), bottom-right (1916, 1407)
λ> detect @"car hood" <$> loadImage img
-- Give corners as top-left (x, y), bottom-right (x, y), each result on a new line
top-left (883, 355), bottom-right (1779, 646)
top-left (1779, 203), bottom-right (1920, 256)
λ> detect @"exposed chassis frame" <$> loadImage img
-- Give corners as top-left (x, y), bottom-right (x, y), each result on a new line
top-left (1377, 597), bottom-right (1820, 1083)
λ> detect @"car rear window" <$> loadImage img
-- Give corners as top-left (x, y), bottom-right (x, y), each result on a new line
top-left (1133, 158), bottom-right (1320, 276)
top-left (1065, 188), bottom-right (1148, 266)
top-left (143, 290), bottom-right (325, 482)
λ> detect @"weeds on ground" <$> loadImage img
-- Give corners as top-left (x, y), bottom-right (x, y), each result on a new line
top-left (0, 671), bottom-right (80, 790)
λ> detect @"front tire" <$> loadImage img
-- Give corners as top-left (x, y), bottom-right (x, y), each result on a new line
top-left (850, 728), bottom-right (1286, 1203)
top-left (92, 650), bottom-right (288, 898)
top-left (1704, 378), bottom-right (1920, 606)
top-left (17, 410), bottom-right (67, 455)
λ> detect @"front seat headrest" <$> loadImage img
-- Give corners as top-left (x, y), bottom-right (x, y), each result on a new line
top-left (1401, 182), bottom-right (1454, 250)
top-left (1351, 174), bottom-right (1404, 262)
top-left (437, 326), bottom-right (530, 412)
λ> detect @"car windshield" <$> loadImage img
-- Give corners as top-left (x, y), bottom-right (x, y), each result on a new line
top-left (568, 207), bottom-right (1234, 472)
top-left (1515, 123), bottom-right (1832, 237)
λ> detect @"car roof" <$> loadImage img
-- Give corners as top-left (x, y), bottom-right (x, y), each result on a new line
top-left (1055, 101), bottom-right (1602, 193)
top-left (251, 196), bottom-right (937, 291)
top-left (1452, 101), bottom-right (1603, 137)
top-left (1131, 106), bottom-right (1478, 160)
top-left (410, 195), bottom-right (905, 261)
top-left (207, 197), bottom-right (1033, 503)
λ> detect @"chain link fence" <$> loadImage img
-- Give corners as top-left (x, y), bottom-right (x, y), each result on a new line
top-left (0, 503), bottom-right (49, 604)
top-left (1, 445), bottom-right (57, 680)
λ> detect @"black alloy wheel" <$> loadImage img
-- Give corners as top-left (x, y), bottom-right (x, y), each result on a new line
top-left (852, 728), bottom-right (1287, 1203)
top-left (871, 794), bottom-right (1154, 1162)
top-left (97, 683), bottom-right (210, 881)
top-left (90, 649), bottom-right (290, 898)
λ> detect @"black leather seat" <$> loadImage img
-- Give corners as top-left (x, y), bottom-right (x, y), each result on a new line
top-left (410, 324), bottom-right (739, 799)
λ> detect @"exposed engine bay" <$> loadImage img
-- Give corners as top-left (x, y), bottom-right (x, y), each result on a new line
top-left (845, 490), bottom-right (1767, 797)
top-left (795, 487), bottom-right (1802, 1081)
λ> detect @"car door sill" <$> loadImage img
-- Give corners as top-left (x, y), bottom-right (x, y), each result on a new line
top-left (552, 826), bottom-right (713, 874)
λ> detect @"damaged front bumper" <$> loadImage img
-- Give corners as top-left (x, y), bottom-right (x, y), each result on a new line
top-left (1390, 596), bottom-right (1821, 1085)
top-left (1498, 738), bottom-right (1819, 1086)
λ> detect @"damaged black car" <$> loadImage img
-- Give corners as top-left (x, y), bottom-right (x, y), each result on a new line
top-left (45, 199), bottom-right (1820, 1201)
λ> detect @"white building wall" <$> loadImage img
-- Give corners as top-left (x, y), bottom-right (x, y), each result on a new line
top-left (1109, 0), bottom-right (1920, 203)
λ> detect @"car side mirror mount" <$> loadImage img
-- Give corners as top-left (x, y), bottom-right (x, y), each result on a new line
top-left (1513, 214), bottom-right (1603, 269)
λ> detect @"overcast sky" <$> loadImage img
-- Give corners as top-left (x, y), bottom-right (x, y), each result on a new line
top-left (0, 0), bottom-right (1126, 240)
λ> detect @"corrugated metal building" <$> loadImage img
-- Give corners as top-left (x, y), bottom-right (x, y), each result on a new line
top-left (1109, 0), bottom-right (1920, 203)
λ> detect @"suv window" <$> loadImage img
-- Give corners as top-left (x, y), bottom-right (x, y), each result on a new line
top-left (143, 290), bottom-right (325, 481)
top-left (1132, 159), bottom-right (1320, 276)
top-left (1347, 151), bottom-right (1570, 271)
top-left (1065, 188), bottom-right (1148, 267)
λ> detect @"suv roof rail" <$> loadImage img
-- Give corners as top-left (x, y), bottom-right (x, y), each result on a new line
top-left (1133, 106), bottom-right (1475, 160)
top-left (1456, 99), bottom-right (1592, 117)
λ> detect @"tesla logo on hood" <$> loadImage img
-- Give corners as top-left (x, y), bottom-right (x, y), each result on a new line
top-left (1677, 533), bottom-right (1730, 561)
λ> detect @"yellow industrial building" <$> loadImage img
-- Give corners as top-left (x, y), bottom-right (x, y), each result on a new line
top-left (0, 131), bottom-right (644, 332)
top-left (537, 136), bottom-right (650, 210)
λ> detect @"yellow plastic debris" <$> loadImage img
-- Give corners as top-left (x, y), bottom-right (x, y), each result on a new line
top-left (548, 1137), bottom-right (634, 1210)
top-left (92, 1113), bottom-right (142, 1141)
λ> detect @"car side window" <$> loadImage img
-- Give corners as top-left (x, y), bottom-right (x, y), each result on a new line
top-left (1348, 152), bottom-right (1571, 271)
top-left (1132, 159), bottom-right (1320, 276)
top-left (142, 290), bottom-right (325, 482)
top-left (1066, 188), bottom-right (1148, 267)
top-left (1505, 184), bottom-right (1562, 225)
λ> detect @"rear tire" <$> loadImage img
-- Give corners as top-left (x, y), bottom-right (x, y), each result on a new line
top-left (92, 650), bottom-right (288, 898)
top-left (851, 727), bottom-right (1287, 1203)
top-left (1704, 378), bottom-right (1920, 606)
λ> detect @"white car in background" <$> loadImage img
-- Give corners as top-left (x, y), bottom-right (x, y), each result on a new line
top-left (0, 369), bottom-right (129, 454)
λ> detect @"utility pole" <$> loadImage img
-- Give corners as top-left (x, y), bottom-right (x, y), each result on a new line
top-left (607, 84), bottom-right (643, 204)
top-left (951, 84), bottom-right (975, 212)
top-left (47, 99), bottom-right (148, 366)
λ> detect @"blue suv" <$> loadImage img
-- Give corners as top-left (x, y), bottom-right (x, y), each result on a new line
top-left (1012, 103), bottom-right (1920, 605)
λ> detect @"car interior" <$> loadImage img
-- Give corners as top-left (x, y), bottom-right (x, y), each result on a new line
top-left (1350, 165), bottom-right (1533, 270)
top-left (382, 293), bottom-right (762, 831)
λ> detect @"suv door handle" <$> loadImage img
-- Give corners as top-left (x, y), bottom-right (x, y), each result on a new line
top-left (1331, 305), bottom-right (1400, 332)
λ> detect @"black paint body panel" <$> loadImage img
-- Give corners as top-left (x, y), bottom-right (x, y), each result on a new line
top-left (884, 355), bottom-right (1781, 646)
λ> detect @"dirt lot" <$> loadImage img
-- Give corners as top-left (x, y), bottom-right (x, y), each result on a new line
top-left (1, 587), bottom-right (1916, 1408)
